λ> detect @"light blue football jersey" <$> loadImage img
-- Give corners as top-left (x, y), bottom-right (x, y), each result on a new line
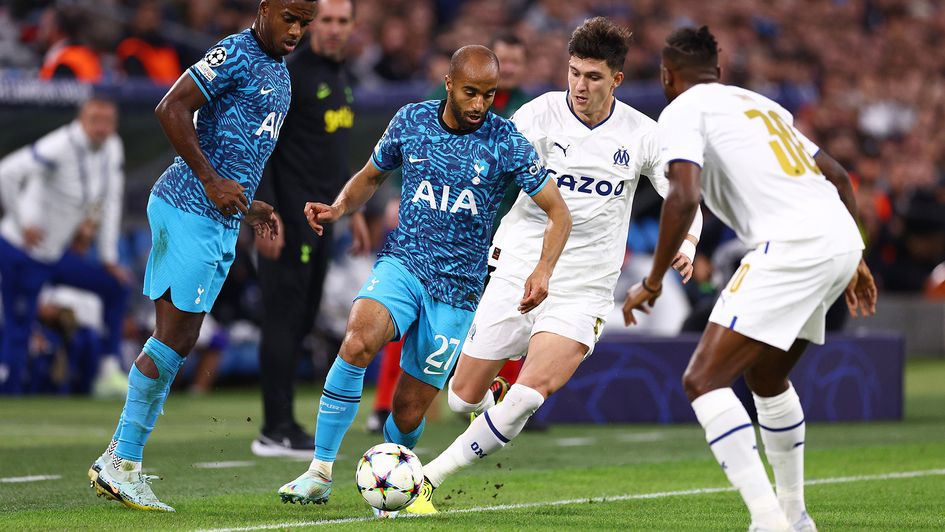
top-left (372, 100), bottom-right (549, 311)
top-left (152, 29), bottom-right (290, 229)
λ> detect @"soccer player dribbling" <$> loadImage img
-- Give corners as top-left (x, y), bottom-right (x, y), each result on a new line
top-left (404, 17), bottom-right (703, 516)
top-left (277, 45), bottom-right (572, 514)
top-left (624, 26), bottom-right (878, 532)
top-left (88, 0), bottom-right (315, 512)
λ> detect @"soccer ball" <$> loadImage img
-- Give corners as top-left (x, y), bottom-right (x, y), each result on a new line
top-left (355, 443), bottom-right (424, 511)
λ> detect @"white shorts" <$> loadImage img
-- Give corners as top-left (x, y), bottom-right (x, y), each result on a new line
top-left (709, 243), bottom-right (861, 351)
top-left (463, 276), bottom-right (606, 361)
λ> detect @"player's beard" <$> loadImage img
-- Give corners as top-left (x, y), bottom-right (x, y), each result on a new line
top-left (447, 97), bottom-right (482, 131)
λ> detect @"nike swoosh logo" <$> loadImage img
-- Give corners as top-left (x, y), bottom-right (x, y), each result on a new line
top-left (423, 368), bottom-right (444, 375)
top-left (409, 156), bottom-right (429, 163)
top-left (260, 87), bottom-right (274, 95)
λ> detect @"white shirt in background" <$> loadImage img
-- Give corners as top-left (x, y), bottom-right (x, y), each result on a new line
top-left (0, 120), bottom-right (124, 264)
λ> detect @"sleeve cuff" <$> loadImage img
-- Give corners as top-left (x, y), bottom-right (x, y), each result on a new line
top-left (371, 153), bottom-right (397, 173)
top-left (187, 68), bottom-right (212, 102)
top-left (526, 174), bottom-right (551, 197)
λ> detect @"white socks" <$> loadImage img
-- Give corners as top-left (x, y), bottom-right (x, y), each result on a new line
top-left (754, 384), bottom-right (808, 523)
top-left (692, 388), bottom-right (789, 529)
top-left (307, 459), bottom-right (333, 480)
top-left (109, 453), bottom-right (141, 482)
top-left (447, 378), bottom-right (495, 415)
top-left (425, 384), bottom-right (544, 487)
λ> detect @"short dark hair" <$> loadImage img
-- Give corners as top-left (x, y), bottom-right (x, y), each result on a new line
top-left (567, 17), bottom-right (632, 73)
top-left (663, 26), bottom-right (719, 70)
top-left (490, 31), bottom-right (524, 50)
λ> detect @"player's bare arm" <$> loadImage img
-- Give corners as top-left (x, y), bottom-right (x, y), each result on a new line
top-left (304, 158), bottom-right (389, 236)
top-left (519, 182), bottom-right (572, 313)
top-left (815, 150), bottom-right (878, 316)
top-left (155, 74), bottom-right (248, 217)
top-left (623, 160), bottom-right (701, 325)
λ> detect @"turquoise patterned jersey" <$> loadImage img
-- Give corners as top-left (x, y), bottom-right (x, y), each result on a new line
top-left (152, 29), bottom-right (290, 229)
top-left (372, 100), bottom-right (550, 311)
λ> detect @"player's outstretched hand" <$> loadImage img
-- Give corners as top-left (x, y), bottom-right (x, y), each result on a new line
top-left (304, 202), bottom-right (341, 236)
top-left (519, 266), bottom-right (551, 314)
top-left (245, 200), bottom-right (279, 240)
top-left (204, 175), bottom-right (248, 217)
top-left (254, 210), bottom-right (285, 259)
top-left (672, 251), bottom-right (694, 284)
top-left (844, 258), bottom-right (878, 317)
top-left (622, 277), bottom-right (662, 326)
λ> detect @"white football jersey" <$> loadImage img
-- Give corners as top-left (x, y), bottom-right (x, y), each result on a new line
top-left (492, 91), bottom-right (674, 316)
top-left (657, 83), bottom-right (863, 256)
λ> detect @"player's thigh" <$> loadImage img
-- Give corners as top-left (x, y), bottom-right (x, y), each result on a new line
top-left (342, 257), bottom-right (422, 365)
top-left (683, 322), bottom-right (770, 400)
top-left (708, 246), bottom-right (843, 352)
top-left (796, 250), bottom-right (861, 345)
top-left (531, 294), bottom-right (606, 358)
top-left (517, 332), bottom-right (587, 398)
top-left (450, 354), bottom-right (508, 404)
top-left (143, 195), bottom-right (231, 314)
top-left (338, 298), bottom-right (396, 365)
top-left (744, 339), bottom-right (810, 397)
top-left (202, 228), bottom-right (239, 311)
top-left (400, 295), bottom-right (475, 391)
top-left (152, 294), bottom-right (205, 357)
top-left (463, 276), bottom-right (534, 362)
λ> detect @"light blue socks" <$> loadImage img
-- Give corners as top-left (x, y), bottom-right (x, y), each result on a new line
top-left (383, 414), bottom-right (426, 449)
top-left (314, 356), bottom-right (366, 461)
top-left (114, 337), bottom-right (184, 462)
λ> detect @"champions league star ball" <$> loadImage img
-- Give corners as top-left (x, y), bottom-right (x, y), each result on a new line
top-left (356, 443), bottom-right (424, 511)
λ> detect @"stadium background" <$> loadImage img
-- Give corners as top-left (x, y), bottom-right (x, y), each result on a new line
top-left (2, 0), bottom-right (943, 389)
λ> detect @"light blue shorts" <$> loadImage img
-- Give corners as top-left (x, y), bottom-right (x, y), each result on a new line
top-left (355, 256), bottom-right (475, 389)
top-left (143, 194), bottom-right (239, 313)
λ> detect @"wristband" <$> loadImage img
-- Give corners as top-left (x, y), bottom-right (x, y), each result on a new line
top-left (678, 239), bottom-right (696, 262)
top-left (642, 276), bottom-right (661, 293)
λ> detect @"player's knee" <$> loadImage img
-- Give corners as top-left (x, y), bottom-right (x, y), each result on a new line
top-left (514, 375), bottom-right (555, 399)
top-left (503, 384), bottom-right (545, 421)
top-left (152, 331), bottom-right (197, 359)
top-left (682, 369), bottom-right (717, 402)
top-left (133, 352), bottom-right (160, 379)
top-left (447, 378), bottom-right (483, 413)
top-left (338, 334), bottom-right (376, 366)
top-left (744, 371), bottom-right (789, 398)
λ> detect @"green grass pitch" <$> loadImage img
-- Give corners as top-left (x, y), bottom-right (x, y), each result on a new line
top-left (2, 359), bottom-right (943, 530)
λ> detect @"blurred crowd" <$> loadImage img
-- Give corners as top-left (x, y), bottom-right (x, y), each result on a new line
top-left (3, 0), bottom-right (944, 292)
top-left (1, 0), bottom-right (944, 394)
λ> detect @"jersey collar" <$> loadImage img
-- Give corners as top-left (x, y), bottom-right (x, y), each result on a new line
top-left (565, 90), bottom-right (616, 131)
top-left (249, 28), bottom-right (285, 63)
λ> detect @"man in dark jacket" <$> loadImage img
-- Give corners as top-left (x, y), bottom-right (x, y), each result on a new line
top-left (251, 0), bottom-right (368, 458)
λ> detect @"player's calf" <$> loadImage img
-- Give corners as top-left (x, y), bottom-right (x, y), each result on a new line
top-left (424, 384), bottom-right (544, 488)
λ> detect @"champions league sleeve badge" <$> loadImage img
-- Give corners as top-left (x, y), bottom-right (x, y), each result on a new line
top-left (205, 47), bottom-right (227, 67)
